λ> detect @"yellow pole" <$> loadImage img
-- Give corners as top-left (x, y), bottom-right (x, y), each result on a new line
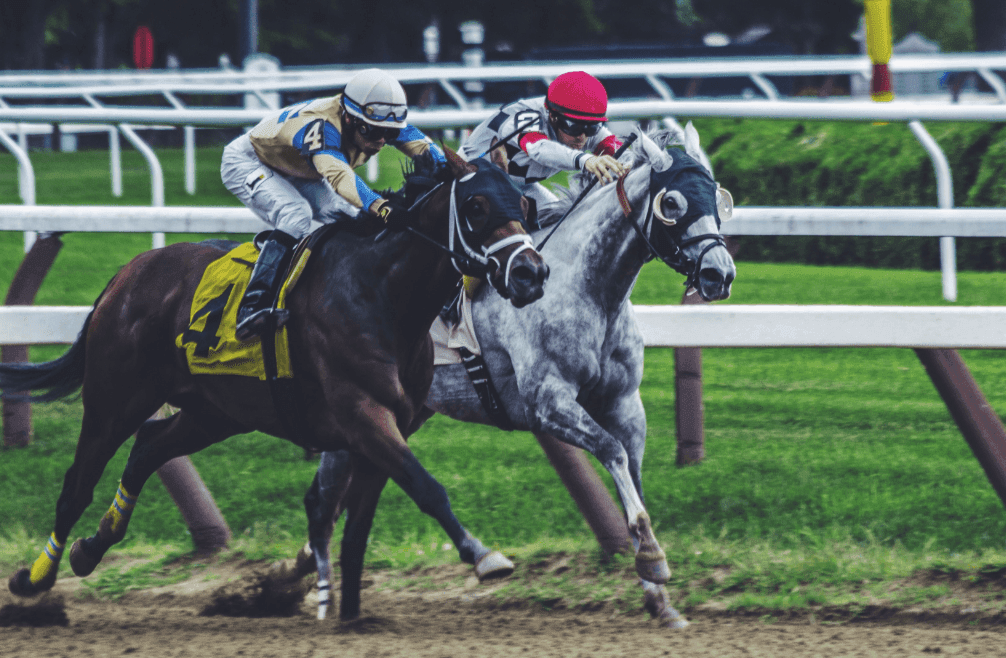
top-left (865, 0), bottom-right (894, 101)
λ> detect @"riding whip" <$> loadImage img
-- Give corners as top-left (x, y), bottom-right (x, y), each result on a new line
top-left (536, 132), bottom-right (638, 251)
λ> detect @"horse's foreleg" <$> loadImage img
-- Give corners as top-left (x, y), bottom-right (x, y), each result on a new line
top-left (352, 399), bottom-right (514, 584)
top-left (68, 409), bottom-right (240, 578)
top-left (302, 449), bottom-right (354, 619)
top-left (336, 457), bottom-right (386, 621)
top-left (530, 382), bottom-right (670, 585)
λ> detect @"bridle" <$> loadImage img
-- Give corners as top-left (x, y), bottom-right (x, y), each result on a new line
top-left (615, 162), bottom-right (728, 292)
top-left (380, 163), bottom-right (535, 292)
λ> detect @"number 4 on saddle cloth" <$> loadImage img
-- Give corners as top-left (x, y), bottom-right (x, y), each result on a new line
top-left (175, 240), bottom-right (312, 380)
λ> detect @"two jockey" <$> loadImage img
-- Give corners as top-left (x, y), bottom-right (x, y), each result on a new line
top-left (220, 68), bottom-right (624, 338)
top-left (221, 68), bottom-right (446, 340)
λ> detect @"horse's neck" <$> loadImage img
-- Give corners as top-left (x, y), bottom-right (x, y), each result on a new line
top-left (386, 198), bottom-right (460, 340)
top-left (553, 173), bottom-right (650, 312)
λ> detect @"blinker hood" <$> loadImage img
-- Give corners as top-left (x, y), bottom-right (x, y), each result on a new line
top-left (454, 159), bottom-right (528, 242)
top-left (650, 148), bottom-right (720, 229)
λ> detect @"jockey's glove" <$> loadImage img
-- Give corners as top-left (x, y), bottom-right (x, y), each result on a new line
top-left (582, 154), bottom-right (626, 186)
top-left (374, 199), bottom-right (410, 231)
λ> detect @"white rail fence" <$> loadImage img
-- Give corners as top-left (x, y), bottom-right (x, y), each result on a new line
top-left (0, 204), bottom-right (1005, 348)
top-left (4, 204), bottom-right (1006, 237)
top-left (4, 305), bottom-right (1004, 349)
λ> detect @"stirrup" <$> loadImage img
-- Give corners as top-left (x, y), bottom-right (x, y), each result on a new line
top-left (235, 308), bottom-right (290, 341)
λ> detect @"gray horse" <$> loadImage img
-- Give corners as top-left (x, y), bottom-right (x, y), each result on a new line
top-left (296, 125), bottom-right (737, 626)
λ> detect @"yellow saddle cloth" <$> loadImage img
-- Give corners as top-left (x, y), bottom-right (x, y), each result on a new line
top-left (175, 241), bottom-right (311, 380)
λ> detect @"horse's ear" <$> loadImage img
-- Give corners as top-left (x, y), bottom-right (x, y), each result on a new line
top-left (443, 145), bottom-right (478, 178)
top-left (683, 121), bottom-right (714, 176)
top-left (635, 129), bottom-right (674, 172)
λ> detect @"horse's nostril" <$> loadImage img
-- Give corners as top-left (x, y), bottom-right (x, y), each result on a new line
top-left (699, 268), bottom-right (723, 284)
top-left (510, 265), bottom-right (534, 287)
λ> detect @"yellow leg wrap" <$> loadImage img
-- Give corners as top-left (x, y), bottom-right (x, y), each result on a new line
top-left (29, 532), bottom-right (64, 585)
top-left (103, 482), bottom-right (137, 536)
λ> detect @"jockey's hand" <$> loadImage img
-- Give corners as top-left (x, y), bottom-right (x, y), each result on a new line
top-left (583, 154), bottom-right (626, 185)
top-left (373, 199), bottom-right (410, 231)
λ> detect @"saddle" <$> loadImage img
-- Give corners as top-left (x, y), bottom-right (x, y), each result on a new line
top-left (429, 285), bottom-right (513, 430)
top-left (175, 226), bottom-right (335, 379)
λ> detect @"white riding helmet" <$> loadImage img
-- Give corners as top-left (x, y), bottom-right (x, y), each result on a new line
top-left (342, 68), bottom-right (409, 129)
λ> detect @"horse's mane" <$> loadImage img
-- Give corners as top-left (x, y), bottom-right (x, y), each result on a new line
top-left (383, 149), bottom-right (453, 209)
top-left (536, 127), bottom-right (683, 228)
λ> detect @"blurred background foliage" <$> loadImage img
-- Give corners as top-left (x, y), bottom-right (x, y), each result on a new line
top-left (0, 0), bottom-right (995, 71)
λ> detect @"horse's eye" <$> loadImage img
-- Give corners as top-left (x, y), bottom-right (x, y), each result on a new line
top-left (653, 189), bottom-right (687, 226)
top-left (462, 198), bottom-right (489, 232)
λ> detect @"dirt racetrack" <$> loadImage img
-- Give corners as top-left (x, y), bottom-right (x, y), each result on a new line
top-left (2, 558), bottom-right (1005, 657)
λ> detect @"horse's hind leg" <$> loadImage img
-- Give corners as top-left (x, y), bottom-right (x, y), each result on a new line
top-left (68, 408), bottom-right (242, 578)
top-left (9, 394), bottom-right (164, 596)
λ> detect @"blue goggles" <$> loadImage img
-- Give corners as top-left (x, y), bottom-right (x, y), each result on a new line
top-left (343, 95), bottom-right (408, 124)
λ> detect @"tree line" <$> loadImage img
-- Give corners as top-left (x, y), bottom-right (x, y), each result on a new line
top-left (0, 1), bottom-right (997, 72)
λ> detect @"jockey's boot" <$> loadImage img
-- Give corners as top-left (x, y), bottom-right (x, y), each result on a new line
top-left (234, 229), bottom-right (298, 341)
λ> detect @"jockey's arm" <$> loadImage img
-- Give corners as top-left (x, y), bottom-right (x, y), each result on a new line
top-left (312, 151), bottom-right (384, 215)
top-left (593, 129), bottom-right (623, 157)
top-left (391, 125), bottom-right (447, 164)
top-left (521, 131), bottom-right (624, 185)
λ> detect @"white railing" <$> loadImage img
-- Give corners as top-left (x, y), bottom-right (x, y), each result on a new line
top-left (2, 53), bottom-right (1004, 103)
top-left (3, 204), bottom-right (1006, 237)
top-left (5, 305), bottom-right (1005, 349)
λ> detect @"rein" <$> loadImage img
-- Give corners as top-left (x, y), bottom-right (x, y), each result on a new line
top-left (615, 168), bottom-right (727, 292)
top-left (536, 133), bottom-right (638, 251)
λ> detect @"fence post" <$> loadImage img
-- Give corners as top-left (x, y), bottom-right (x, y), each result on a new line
top-left (915, 348), bottom-right (1006, 509)
top-left (535, 432), bottom-right (632, 557)
top-left (150, 407), bottom-right (231, 552)
top-left (675, 288), bottom-right (707, 465)
top-left (2, 233), bottom-right (62, 447)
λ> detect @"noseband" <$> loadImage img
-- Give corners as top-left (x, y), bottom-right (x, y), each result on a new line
top-left (395, 164), bottom-right (534, 285)
top-left (615, 165), bottom-right (727, 291)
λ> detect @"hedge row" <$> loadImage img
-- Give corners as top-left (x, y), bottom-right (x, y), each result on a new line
top-left (690, 117), bottom-right (1006, 270)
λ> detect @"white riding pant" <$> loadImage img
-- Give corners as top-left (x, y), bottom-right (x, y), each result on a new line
top-left (220, 133), bottom-right (360, 240)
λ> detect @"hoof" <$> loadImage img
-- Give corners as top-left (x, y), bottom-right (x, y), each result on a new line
top-left (69, 538), bottom-right (102, 578)
top-left (474, 551), bottom-right (514, 582)
top-left (659, 610), bottom-right (690, 629)
top-left (8, 568), bottom-right (52, 597)
top-left (635, 551), bottom-right (670, 584)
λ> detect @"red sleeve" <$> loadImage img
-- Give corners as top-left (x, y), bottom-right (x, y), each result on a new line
top-left (594, 134), bottom-right (623, 157)
top-left (518, 131), bottom-right (548, 153)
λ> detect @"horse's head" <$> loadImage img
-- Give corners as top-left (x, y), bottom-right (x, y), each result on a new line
top-left (628, 125), bottom-right (736, 301)
top-left (441, 148), bottom-right (549, 307)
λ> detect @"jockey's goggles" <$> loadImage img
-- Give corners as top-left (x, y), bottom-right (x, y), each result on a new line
top-left (552, 113), bottom-right (602, 137)
top-left (343, 96), bottom-right (408, 124)
top-left (354, 121), bottom-right (401, 142)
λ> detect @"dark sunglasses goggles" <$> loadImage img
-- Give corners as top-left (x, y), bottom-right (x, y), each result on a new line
top-left (354, 121), bottom-right (400, 142)
top-left (552, 114), bottom-right (602, 137)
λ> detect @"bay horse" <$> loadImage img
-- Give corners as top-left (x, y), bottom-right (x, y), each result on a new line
top-left (297, 126), bottom-right (736, 625)
top-left (3, 147), bottom-right (549, 600)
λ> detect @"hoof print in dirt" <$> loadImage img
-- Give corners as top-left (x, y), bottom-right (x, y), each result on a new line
top-left (200, 562), bottom-right (313, 618)
top-left (0, 595), bottom-right (70, 627)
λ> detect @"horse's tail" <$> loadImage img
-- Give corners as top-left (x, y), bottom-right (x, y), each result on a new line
top-left (0, 281), bottom-right (109, 403)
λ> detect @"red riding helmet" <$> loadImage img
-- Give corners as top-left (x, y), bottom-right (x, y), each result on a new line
top-left (546, 71), bottom-right (608, 122)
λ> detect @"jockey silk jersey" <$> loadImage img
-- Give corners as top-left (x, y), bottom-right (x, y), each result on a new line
top-left (249, 94), bottom-right (446, 209)
top-left (460, 96), bottom-right (621, 185)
